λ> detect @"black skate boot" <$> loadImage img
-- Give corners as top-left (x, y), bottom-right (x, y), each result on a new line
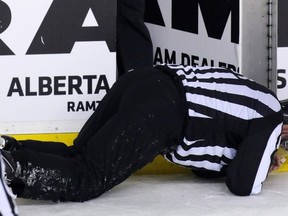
top-left (0, 135), bottom-right (22, 151)
top-left (1, 150), bottom-right (17, 185)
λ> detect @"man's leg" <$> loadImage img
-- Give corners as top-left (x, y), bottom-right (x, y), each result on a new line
top-left (19, 140), bottom-right (72, 157)
top-left (0, 135), bottom-right (72, 157)
top-left (7, 68), bottom-right (185, 202)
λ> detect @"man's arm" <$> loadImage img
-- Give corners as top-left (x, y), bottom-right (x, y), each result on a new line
top-left (225, 121), bottom-right (282, 196)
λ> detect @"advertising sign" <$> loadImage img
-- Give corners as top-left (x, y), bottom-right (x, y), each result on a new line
top-left (278, 0), bottom-right (288, 102)
top-left (145, 0), bottom-right (240, 72)
top-left (145, 0), bottom-right (276, 91)
top-left (0, 0), bottom-right (116, 134)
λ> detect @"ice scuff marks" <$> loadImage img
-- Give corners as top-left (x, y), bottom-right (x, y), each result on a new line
top-left (18, 162), bottom-right (76, 201)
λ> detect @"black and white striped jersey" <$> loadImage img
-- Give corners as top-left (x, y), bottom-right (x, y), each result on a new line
top-left (156, 64), bottom-right (283, 195)
top-left (0, 152), bottom-right (18, 216)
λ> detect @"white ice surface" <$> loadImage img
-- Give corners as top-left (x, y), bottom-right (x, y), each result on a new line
top-left (16, 172), bottom-right (288, 216)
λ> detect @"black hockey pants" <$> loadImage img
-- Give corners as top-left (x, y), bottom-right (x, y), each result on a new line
top-left (11, 68), bottom-right (186, 202)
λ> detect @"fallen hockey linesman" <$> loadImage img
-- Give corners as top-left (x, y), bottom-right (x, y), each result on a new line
top-left (0, 64), bottom-right (284, 202)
